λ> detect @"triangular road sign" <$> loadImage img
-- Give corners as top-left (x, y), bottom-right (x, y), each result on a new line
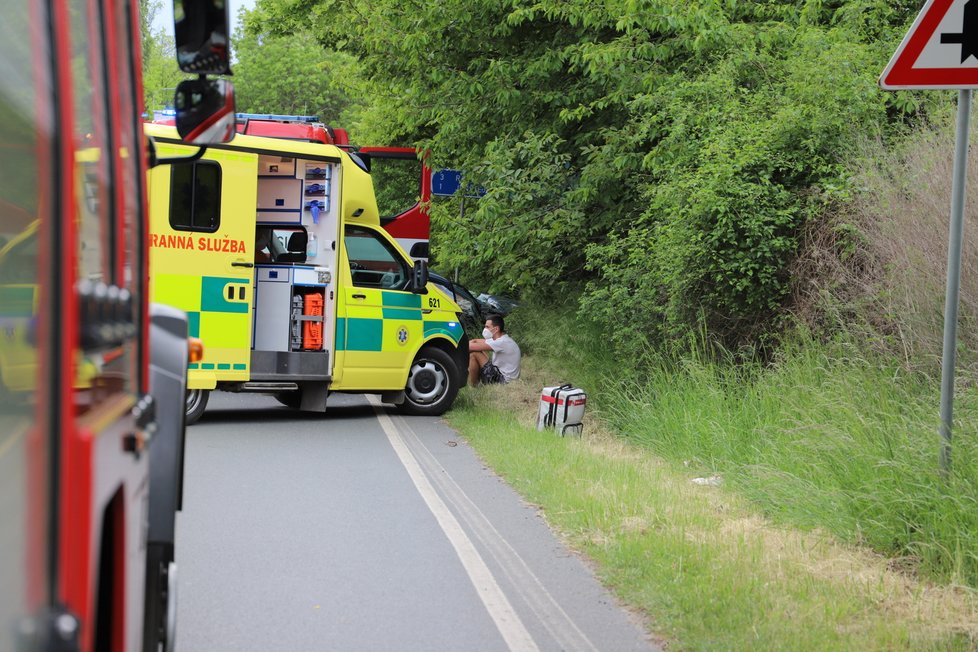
top-left (881, 0), bottom-right (978, 89)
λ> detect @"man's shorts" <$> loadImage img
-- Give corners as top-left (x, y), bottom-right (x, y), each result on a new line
top-left (480, 362), bottom-right (506, 385)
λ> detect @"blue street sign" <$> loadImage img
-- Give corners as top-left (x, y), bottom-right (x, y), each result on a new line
top-left (432, 169), bottom-right (462, 196)
top-left (464, 183), bottom-right (487, 198)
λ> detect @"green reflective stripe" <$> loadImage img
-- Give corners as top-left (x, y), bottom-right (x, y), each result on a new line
top-left (187, 311), bottom-right (201, 338)
top-left (346, 318), bottom-right (383, 351)
top-left (0, 286), bottom-right (34, 317)
top-left (200, 276), bottom-right (248, 313)
top-left (381, 292), bottom-right (421, 309)
top-left (337, 317), bottom-right (383, 351)
top-left (188, 363), bottom-right (200, 370)
top-left (217, 363), bottom-right (231, 370)
top-left (201, 363), bottom-right (216, 370)
top-left (382, 308), bottom-right (421, 321)
top-left (335, 318), bottom-right (346, 349)
top-left (424, 321), bottom-right (463, 343)
top-left (233, 363), bottom-right (247, 370)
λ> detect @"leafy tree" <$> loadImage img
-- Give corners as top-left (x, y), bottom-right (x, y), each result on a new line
top-left (233, 15), bottom-right (359, 123)
top-left (250, 0), bottom-right (924, 352)
top-left (139, 0), bottom-right (185, 113)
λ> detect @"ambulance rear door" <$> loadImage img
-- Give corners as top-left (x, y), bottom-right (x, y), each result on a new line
top-left (148, 142), bottom-right (259, 388)
top-left (363, 147), bottom-right (430, 260)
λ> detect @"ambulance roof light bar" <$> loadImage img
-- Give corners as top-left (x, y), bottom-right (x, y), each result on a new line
top-left (235, 113), bottom-right (320, 123)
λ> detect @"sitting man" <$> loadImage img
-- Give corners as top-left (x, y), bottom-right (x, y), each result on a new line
top-left (468, 314), bottom-right (521, 386)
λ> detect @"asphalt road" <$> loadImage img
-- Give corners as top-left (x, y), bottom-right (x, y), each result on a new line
top-left (175, 392), bottom-right (660, 652)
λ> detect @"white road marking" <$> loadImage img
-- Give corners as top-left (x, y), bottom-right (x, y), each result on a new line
top-left (368, 396), bottom-right (539, 652)
top-left (392, 413), bottom-right (600, 652)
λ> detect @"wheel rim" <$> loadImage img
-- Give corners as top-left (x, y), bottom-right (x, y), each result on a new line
top-left (186, 389), bottom-right (204, 414)
top-left (405, 359), bottom-right (448, 405)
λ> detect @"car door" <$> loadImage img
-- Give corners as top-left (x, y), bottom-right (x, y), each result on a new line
top-left (336, 224), bottom-right (421, 388)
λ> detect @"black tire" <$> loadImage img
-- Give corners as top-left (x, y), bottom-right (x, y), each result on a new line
top-left (143, 544), bottom-right (176, 652)
top-left (398, 346), bottom-right (460, 416)
top-left (275, 390), bottom-right (302, 409)
top-left (185, 389), bottom-right (209, 425)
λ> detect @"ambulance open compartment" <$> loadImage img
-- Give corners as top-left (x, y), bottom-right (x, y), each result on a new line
top-left (250, 155), bottom-right (339, 380)
top-left (252, 264), bottom-right (332, 377)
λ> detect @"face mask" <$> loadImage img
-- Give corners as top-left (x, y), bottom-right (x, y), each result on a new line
top-left (482, 328), bottom-right (493, 339)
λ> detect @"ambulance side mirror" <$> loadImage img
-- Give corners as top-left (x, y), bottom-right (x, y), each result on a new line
top-left (409, 259), bottom-right (429, 294)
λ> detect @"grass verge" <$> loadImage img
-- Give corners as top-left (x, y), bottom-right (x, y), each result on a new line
top-left (444, 352), bottom-right (978, 650)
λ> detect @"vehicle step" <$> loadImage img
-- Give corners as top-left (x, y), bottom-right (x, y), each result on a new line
top-left (231, 382), bottom-right (300, 392)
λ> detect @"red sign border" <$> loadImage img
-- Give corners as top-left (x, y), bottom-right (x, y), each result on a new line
top-left (881, 0), bottom-right (978, 89)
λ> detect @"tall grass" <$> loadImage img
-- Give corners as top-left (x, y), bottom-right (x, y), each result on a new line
top-left (793, 119), bottom-right (978, 376)
top-left (510, 304), bottom-right (978, 587)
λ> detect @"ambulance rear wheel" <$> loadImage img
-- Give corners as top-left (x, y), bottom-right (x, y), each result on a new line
top-left (400, 347), bottom-right (459, 416)
top-left (185, 389), bottom-right (209, 425)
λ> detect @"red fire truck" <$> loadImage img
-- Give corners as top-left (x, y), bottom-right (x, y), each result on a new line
top-left (0, 1), bottom-right (233, 650)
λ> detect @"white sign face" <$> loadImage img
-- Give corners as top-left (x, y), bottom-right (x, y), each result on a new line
top-left (881, 0), bottom-right (978, 89)
top-left (916, 0), bottom-right (978, 68)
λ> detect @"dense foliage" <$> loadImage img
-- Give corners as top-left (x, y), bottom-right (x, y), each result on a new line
top-left (139, 0), bottom-right (185, 112)
top-left (138, 3), bottom-right (359, 122)
top-left (231, 27), bottom-right (360, 122)
top-left (247, 0), bottom-right (923, 352)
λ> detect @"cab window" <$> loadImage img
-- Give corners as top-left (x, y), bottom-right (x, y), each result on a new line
top-left (0, 0), bottom-right (55, 626)
top-left (69, 0), bottom-right (113, 282)
top-left (170, 161), bottom-right (221, 232)
top-left (345, 226), bottom-right (407, 289)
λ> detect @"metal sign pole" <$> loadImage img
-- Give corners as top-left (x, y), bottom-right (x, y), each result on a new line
top-left (456, 195), bottom-right (465, 283)
top-left (939, 88), bottom-right (973, 474)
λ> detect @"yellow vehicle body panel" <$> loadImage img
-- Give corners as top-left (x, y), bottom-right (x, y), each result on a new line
top-left (147, 137), bottom-right (258, 389)
top-left (0, 222), bottom-right (39, 392)
top-left (341, 157), bottom-right (380, 227)
top-left (0, 283), bottom-right (37, 392)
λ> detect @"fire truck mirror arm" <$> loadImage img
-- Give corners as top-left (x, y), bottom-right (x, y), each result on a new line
top-left (146, 132), bottom-right (210, 168)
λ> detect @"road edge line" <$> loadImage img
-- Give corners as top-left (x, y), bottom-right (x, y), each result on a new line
top-left (368, 397), bottom-right (539, 652)
top-left (392, 414), bottom-right (600, 652)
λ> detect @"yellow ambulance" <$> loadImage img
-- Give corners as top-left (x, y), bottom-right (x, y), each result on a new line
top-left (144, 124), bottom-right (468, 423)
